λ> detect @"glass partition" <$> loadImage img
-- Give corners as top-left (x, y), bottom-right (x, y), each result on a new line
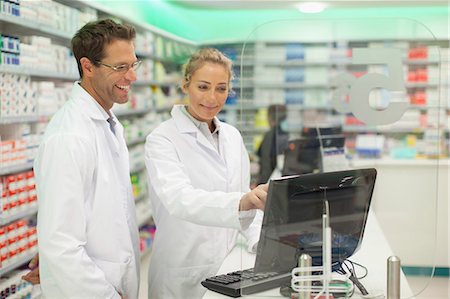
top-left (234, 18), bottom-right (444, 298)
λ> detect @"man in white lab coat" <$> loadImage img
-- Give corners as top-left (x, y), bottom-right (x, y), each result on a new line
top-left (29, 19), bottom-right (141, 298)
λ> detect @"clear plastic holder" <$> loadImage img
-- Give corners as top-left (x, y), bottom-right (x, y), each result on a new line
top-left (291, 201), bottom-right (353, 299)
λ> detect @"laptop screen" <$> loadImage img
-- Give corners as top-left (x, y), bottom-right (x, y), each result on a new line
top-left (253, 168), bottom-right (377, 274)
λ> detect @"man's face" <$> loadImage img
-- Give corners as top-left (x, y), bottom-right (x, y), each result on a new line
top-left (90, 39), bottom-right (138, 111)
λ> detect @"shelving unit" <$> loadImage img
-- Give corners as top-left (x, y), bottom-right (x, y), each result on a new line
top-left (0, 0), bottom-right (196, 277)
top-left (0, 250), bottom-right (37, 277)
top-left (0, 206), bottom-right (37, 226)
top-left (212, 40), bottom-right (449, 163)
top-left (0, 162), bottom-right (34, 176)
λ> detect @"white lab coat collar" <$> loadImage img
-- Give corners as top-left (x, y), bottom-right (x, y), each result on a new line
top-left (180, 105), bottom-right (221, 135)
top-left (171, 105), bottom-right (226, 156)
top-left (171, 104), bottom-right (201, 134)
top-left (71, 82), bottom-right (124, 154)
top-left (71, 82), bottom-right (118, 122)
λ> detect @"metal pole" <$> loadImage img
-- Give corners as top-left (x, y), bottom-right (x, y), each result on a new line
top-left (387, 256), bottom-right (401, 299)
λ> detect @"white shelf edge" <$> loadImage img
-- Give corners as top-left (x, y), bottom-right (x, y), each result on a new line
top-left (0, 13), bottom-right (73, 40)
top-left (0, 115), bottom-right (39, 124)
top-left (0, 250), bottom-right (38, 277)
top-left (140, 246), bottom-right (152, 260)
top-left (127, 136), bottom-right (148, 147)
top-left (155, 105), bottom-right (174, 113)
top-left (134, 80), bottom-right (178, 87)
top-left (0, 65), bottom-right (78, 80)
top-left (114, 108), bottom-right (152, 117)
top-left (130, 164), bottom-right (146, 174)
top-left (135, 51), bottom-right (186, 64)
top-left (137, 213), bottom-right (153, 228)
top-left (350, 158), bottom-right (450, 167)
top-left (0, 162), bottom-right (34, 176)
top-left (134, 192), bottom-right (148, 202)
top-left (0, 206), bottom-right (38, 226)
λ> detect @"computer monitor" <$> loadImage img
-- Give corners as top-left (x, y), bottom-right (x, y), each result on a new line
top-left (282, 136), bottom-right (346, 176)
top-left (301, 126), bottom-right (343, 138)
top-left (253, 168), bottom-right (377, 274)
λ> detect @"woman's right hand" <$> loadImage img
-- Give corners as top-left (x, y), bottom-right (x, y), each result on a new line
top-left (239, 183), bottom-right (268, 211)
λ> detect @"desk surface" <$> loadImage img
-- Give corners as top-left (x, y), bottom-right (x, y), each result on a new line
top-left (203, 210), bottom-right (415, 299)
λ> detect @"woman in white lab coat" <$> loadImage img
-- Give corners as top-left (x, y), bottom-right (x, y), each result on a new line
top-left (145, 48), bottom-right (267, 299)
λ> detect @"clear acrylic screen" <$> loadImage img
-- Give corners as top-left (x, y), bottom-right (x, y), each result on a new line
top-left (227, 18), bottom-right (444, 298)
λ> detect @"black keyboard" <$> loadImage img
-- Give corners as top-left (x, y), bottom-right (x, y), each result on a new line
top-left (201, 268), bottom-right (291, 297)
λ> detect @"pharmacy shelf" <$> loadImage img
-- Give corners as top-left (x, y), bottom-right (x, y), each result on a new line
top-left (130, 164), bottom-right (146, 174)
top-left (409, 105), bottom-right (449, 110)
top-left (140, 246), bottom-right (152, 260)
top-left (115, 108), bottom-right (153, 118)
top-left (55, 0), bottom-right (195, 45)
top-left (221, 103), bottom-right (334, 111)
top-left (246, 58), bottom-right (439, 67)
top-left (0, 13), bottom-right (72, 42)
top-left (0, 206), bottom-right (38, 226)
top-left (229, 59), bottom-right (257, 67)
top-left (350, 158), bottom-right (450, 167)
top-left (0, 162), bottom-right (34, 176)
top-left (155, 104), bottom-right (174, 113)
top-left (257, 59), bottom-right (351, 67)
top-left (0, 115), bottom-right (51, 125)
top-left (221, 104), bottom-right (266, 111)
top-left (0, 250), bottom-right (37, 277)
top-left (137, 212), bottom-right (153, 228)
top-left (405, 59), bottom-right (440, 65)
top-left (252, 81), bottom-right (328, 89)
top-left (134, 80), bottom-right (178, 87)
top-left (237, 127), bottom-right (268, 134)
top-left (343, 125), bottom-right (431, 133)
top-left (134, 192), bottom-right (148, 202)
top-left (405, 82), bottom-right (439, 88)
top-left (127, 136), bottom-right (148, 147)
top-left (0, 65), bottom-right (78, 80)
top-left (232, 80), bottom-right (329, 89)
top-left (135, 51), bottom-right (184, 65)
top-left (211, 41), bottom-right (450, 162)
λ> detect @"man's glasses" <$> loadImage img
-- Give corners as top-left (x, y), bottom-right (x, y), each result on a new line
top-left (96, 60), bottom-right (142, 73)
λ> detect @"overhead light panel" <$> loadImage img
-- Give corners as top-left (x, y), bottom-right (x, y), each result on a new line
top-left (296, 2), bottom-right (327, 14)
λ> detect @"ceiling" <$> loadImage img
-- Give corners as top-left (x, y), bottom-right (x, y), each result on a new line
top-left (93, 0), bottom-right (449, 42)
top-left (172, 0), bottom-right (449, 10)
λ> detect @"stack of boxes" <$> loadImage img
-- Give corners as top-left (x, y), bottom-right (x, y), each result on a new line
top-left (0, 34), bottom-right (20, 66)
top-left (0, 170), bottom-right (37, 219)
top-left (0, 0), bottom-right (20, 17)
top-left (0, 219), bottom-right (37, 270)
top-left (0, 269), bottom-right (37, 298)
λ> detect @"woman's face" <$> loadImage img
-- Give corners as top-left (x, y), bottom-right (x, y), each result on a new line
top-left (184, 62), bottom-right (229, 126)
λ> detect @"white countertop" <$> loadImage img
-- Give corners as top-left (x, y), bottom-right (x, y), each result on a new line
top-left (203, 210), bottom-right (415, 299)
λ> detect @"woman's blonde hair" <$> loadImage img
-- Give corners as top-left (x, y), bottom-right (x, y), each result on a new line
top-left (182, 48), bottom-right (234, 90)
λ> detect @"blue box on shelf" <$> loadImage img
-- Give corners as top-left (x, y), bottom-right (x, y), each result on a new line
top-left (284, 89), bottom-right (304, 105)
top-left (285, 43), bottom-right (305, 60)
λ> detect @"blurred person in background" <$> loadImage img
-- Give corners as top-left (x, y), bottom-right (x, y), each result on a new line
top-left (256, 104), bottom-right (288, 184)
